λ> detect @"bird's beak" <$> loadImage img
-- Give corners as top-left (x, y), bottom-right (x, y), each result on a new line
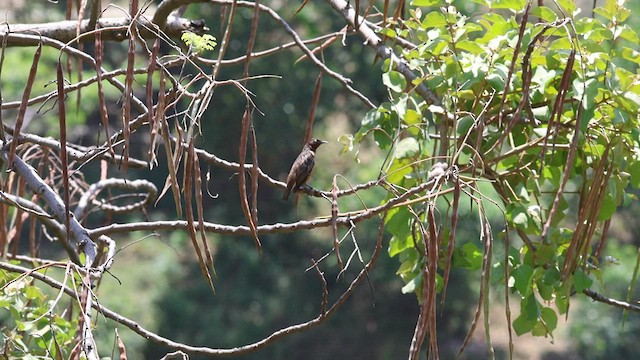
top-left (320, 140), bottom-right (328, 144)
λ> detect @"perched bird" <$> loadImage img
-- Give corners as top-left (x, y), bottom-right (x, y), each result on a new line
top-left (283, 138), bottom-right (326, 200)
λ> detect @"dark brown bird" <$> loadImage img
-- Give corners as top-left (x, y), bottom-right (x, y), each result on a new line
top-left (283, 138), bottom-right (326, 200)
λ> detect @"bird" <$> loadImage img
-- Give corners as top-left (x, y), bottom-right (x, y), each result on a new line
top-left (283, 138), bottom-right (326, 200)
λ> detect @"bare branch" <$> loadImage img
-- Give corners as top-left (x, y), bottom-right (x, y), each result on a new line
top-left (0, 209), bottom-right (386, 357)
top-left (1, 16), bottom-right (208, 45)
top-left (0, 33), bottom-right (148, 115)
top-left (583, 289), bottom-right (640, 312)
top-left (89, 177), bottom-right (455, 238)
top-left (9, 132), bottom-right (149, 169)
top-left (323, 0), bottom-right (439, 105)
top-left (74, 178), bottom-right (157, 221)
top-left (205, 0), bottom-right (375, 108)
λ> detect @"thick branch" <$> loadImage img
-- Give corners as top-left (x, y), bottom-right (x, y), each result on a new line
top-left (153, 0), bottom-right (208, 30)
top-left (0, 145), bottom-right (96, 265)
top-left (1, 16), bottom-right (207, 45)
top-left (0, 191), bottom-right (77, 260)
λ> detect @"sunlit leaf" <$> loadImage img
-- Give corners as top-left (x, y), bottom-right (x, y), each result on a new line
top-left (394, 137), bottom-right (420, 159)
top-left (382, 70), bottom-right (406, 92)
top-left (412, 0), bottom-right (443, 6)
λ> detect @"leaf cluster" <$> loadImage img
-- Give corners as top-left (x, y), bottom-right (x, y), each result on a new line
top-left (354, 0), bottom-right (640, 349)
top-left (0, 268), bottom-right (77, 358)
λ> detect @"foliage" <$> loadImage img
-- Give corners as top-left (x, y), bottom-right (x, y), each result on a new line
top-left (0, 268), bottom-right (77, 358)
top-left (181, 32), bottom-right (217, 53)
top-left (351, 0), bottom-right (640, 354)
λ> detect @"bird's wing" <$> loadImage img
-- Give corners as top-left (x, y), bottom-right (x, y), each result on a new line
top-left (293, 155), bottom-right (315, 189)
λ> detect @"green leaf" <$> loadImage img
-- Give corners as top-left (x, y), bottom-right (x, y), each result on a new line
top-left (514, 295), bottom-right (540, 336)
top-left (379, 28), bottom-right (397, 38)
top-left (540, 307), bottom-right (558, 333)
top-left (531, 307), bottom-right (557, 337)
top-left (382, 70), bottom-right (407, 92)
top-left (618, 26), bottom-right (639, 43)
top-left (459, 242), bottom-right (483, 270)
top-left (556, 0), bottom-right (577, 15)
top-left (397, 251), bottom-right (419, 275)
top-left (629, 160), bottom-right (640, 188)
top-left (542, 267), bottom-right (561, 285)
top-left (338, 134), bottom-right (355, 156)
top-left (373, 129), bottom-right (393, 150)
top-left (522, 293), bottom-right (541, 319)
top-left (536, 280), bottom-right (554, 301)
top-left (401, 274), bottom-right (421, 294)
top-left (531, 321), bottom-right (547, 337)
top-left (532, 244), bottom-right (558, 267)
top-left (181, 32), bottom-right (217, 53)
top-left (597, 194), bottom-right (616, 221)
top-left (490, 0), bottom-right (527, 10)
top-left (389, 235), bottom-right (414, 257)
top-left (24, 286), bottom-right (42, 301)
top-left (531, 67), bottom-right (557, 95)
top-left (386, 158), bottom-right (413, 184)
top-left (513, 313), bottom-right (536, 336)
top-left (33, 324), bottom-right (51, 338)
top-left (531, 6), bottom-right (558, 22)
top-left (512, 210), bottom-right (528, 226)
top-left (456, 40), bottom-right (484, 54)
top-left (394, 138), bottom-right (420, 159)
top-left (404, 109), bottom-right (422, 126)
top-left (456, 115), bottom-right (474, 136)
top-left (556, 281), bottom-right (571, 315)
top-left (392, 94), bottom-right (408, 119)
top-left (421, 11), bottom-right (447, 29)
top-left (412, 0), bottom-right (443, 6)
top-left (355, 108), bottom-right (384, 141)
top-left (573, 269), bottom-right (593, 293)
top-left (511, 264), bottom-right (534, 296)
top-left (386, 207), bottom-right (412, 242)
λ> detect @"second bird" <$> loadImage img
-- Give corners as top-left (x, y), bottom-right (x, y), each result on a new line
top-left (283, 138), bottom-right (326, 200)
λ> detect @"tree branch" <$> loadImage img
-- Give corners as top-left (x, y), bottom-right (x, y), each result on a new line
top-left (9, 132), bottom-right (149, 169)
top-left (0, 190), bottom-right (77, 260)
top-left (0, 207), bottom-right (387, 357)
top-left (1, 15), bottom-right (207, 45)
top-left (153, 0), bottom-right (208, 30)
top-left (0, 145), bottom-right (96, 266)
top-left (74, 178), bottom-right (157, 221)
top-left (0, 33), bottom-right (148, 115)
top-left (207, 0), bottom-right (375, 108)
top-left (88, 177), bottom-right (454, 238)
top-left (323, 0), bottom-right (440, 105)
top-left (583, 288), bottom-right (640, 312)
